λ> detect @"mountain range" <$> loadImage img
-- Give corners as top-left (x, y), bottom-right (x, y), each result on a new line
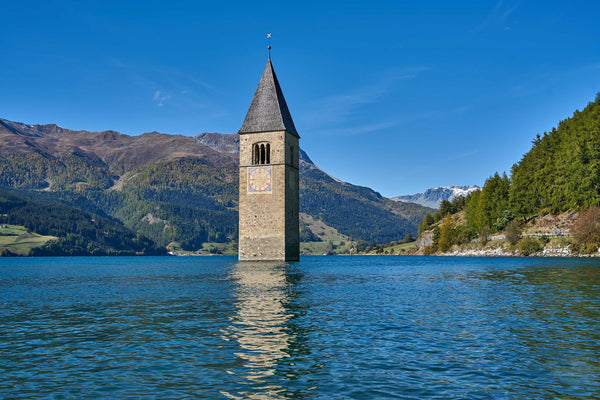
top-left (0, 117), bottom-right (433, 255)
top-left (391, 186), bottom-right (480, 209)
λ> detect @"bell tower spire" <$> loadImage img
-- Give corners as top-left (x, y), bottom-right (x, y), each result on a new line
top-left (238, 49), bottom-right (300, 262)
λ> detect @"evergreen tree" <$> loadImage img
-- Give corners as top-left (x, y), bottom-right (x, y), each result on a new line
top-left (465, 189), bottom-right (481, 231)
top-left (418, 212), bottom-right (435, 235)
top-left (476, 172), bottom-right (510, 231)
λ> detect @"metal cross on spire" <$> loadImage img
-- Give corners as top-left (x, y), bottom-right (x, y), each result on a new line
top-left (267, 33), bottom-right (272, 59)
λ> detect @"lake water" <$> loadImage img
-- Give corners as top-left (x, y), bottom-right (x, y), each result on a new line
top-left (1, 256), bottom-right (599, 399)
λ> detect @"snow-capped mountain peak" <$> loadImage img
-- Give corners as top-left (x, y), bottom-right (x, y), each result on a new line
top-left (390, 185), bottom-right (480, 209)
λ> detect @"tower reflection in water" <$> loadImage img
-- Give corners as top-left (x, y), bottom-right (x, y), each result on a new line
top-left (221, 261), bottom-right (305, 399)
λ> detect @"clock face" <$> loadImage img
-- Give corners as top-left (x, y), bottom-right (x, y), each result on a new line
top-left (248, 167), bottom-right (272, 192)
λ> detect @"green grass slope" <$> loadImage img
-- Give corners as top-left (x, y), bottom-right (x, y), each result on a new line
top-left (0, 224), bottom-right (57, 256)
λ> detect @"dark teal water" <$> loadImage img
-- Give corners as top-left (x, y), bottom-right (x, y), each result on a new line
top-left (1, 256), bottom-right (599, 399)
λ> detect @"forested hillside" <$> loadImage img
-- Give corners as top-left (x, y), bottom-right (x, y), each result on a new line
top-left (418, 94), bottom-right (600, 254)
top-left (300, 165), bottom-right (428, 244)
top-left (510, 94), bottom-right (600, 214)
top-left (0, 118), bottom-right (432, 254)
top-left (0, 191), bottom-right (162, 255)
top-left (107, 158), bottom-right (238, 249)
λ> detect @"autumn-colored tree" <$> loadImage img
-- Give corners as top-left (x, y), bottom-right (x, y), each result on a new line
top-left (438, 213), bottom-right (455, 252)
top-left (572, 207), bottom-right (600, 251)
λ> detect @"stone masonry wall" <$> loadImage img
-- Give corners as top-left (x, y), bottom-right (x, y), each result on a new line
top-left (238, 130), bottom-right (299, 261)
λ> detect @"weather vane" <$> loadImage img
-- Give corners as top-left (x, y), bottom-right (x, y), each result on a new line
top-left (267, 32), bottom-right (272, 58)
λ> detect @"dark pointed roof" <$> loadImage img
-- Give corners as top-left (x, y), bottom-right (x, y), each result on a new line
top-left (238, 59), bottom-right (299, 137)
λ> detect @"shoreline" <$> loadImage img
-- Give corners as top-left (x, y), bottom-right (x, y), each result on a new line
top-left (435, 248), bottom-right (600, 258)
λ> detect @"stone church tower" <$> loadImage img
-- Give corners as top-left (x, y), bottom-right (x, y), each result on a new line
top-left (238, 56), bottom-right (300, 261)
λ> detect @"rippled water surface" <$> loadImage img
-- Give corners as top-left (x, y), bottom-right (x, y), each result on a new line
top-left (1, 256), bottom-right (600, 399)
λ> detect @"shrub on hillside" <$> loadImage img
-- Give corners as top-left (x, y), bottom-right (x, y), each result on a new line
top-left (494, 209), bottom-right (515, 231)
top-left (479, 226), bottom-right (490, 247)
top-left (518, 237), bottom-right (542, 256)
top-left (505, 220), bottom-right (523, 246)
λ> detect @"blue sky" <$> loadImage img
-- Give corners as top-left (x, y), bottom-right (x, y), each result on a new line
top-left (1, 0), bottom-right (599, 196)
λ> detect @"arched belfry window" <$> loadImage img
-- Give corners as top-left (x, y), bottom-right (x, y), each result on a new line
top-left (266, 143), bottom-right (270, 164)
top-left (252, 142), bottom-right (270, 165)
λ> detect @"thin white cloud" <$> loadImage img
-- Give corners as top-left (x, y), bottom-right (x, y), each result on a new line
top-left (474, 0), bottom-right (518, 32)
top-left (153, 90), bottom-right (170, 107)
top-left (509, 63), bottom-right (600, 99)
top-left (300, 68), bottom-right (474, 139)
top-left (303, 67), bottom-right (430, 127)
top-left (111, 58), bottom-right (222, 113)
top-left (447, 149), bottom-right (480, 161)
top-left (419, 105), bottom-right (473, 119)
top-left (491, 0), bottom-right (518, 24)
top-left (326, 121), bottom-right (400, 136)
top-left (509, 78), bottom-right (550, 98)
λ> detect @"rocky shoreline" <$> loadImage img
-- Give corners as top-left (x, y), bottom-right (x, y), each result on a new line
top-left (438, 246), bottom-right (599, 257)
top-left (411, 210), bottom-right (600, 257)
